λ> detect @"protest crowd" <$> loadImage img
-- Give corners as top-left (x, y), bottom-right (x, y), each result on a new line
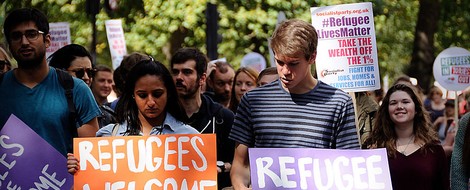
top-left (1, 4), bottom-right (470, 190)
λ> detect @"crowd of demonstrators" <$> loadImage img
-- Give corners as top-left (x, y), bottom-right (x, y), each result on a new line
top-left (256, 66), bottom-right (278, 87)
top-left (205, 60), bottom-right (235, 108)
top-left (90, 65), bottom-right (117, 128)
top-left (0, 46), bottom-right (13, 74)
top-left (170, 47), bottom-right (235, 189)
top-left (48, 43), bottom-right (94, 86)
top-left (228, 67), bottom-right (259, 112)
top-left (229, 19), bottom-right (359, 189)
top-left (451, 112), bottom-right (470, 189)
top-left (67, 58), bottom-right (199, 173)
top-left (6, 6), bottom-right (469, 190)
top-left (109, 52), bottom-right (148, 110)
top-left (0, 8), bottom-right (100, 156)
top-left (363, 83), bottom-right (449, 190)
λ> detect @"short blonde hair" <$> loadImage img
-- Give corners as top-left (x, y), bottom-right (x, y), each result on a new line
top-left (270, 19), bottom-right (318, 61)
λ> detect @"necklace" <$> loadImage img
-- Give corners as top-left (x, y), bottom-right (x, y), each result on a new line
top-left (398, 136), bottom-right (414, 154)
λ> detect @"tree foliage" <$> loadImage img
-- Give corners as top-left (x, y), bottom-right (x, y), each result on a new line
top-left (0, 0), bottom-right (469, 92)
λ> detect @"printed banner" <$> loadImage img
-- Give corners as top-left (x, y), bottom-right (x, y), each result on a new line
top-left (0, 114), bottom-right (73, 189)
top-left (46, 22), bottom-right (71, 59)
top-left (311, 2), bottom-right (381, 92)
top-left (105, 19), bottom-right (127, 70)
top-left (249, 148), bottom-right (392, 190)
top-left (433, 47), bottom-right (470, 91)
top-left (73, 134), bottom-right (217, 190)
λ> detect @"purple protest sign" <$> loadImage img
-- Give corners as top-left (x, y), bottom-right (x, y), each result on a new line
top-left (0, 114), bottom-right (73, 189)
top-left (249, 148), bottom-right (392, 190)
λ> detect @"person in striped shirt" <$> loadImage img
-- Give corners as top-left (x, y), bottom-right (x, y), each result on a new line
top-left (229, 19), bottom-right (360, 189)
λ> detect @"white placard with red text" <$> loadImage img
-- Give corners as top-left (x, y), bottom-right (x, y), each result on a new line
top-left (46, 22), bottom-right (71, 59)
top-left (311, 2), bottom-right (380, 92)
top-left (433, 47), bottom-right (470, 91)
top-left (105, 19), bottom-right (127, 69)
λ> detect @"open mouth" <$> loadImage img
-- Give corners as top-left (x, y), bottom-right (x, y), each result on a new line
top-left (281, 77), bottom-right (292, 82)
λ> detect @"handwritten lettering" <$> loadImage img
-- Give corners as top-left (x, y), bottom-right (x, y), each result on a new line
top-left (79, 136), bottom-right (207, 173)
top-left (255, 155), bottom-right (385, 189)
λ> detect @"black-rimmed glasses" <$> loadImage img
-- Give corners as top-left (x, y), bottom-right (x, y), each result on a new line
top-left (10, 30), bottom-right (45, 42)
top-left (68, 68), bottom-right (96, 79)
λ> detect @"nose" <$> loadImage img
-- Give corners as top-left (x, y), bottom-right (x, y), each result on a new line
top-left (397, 103), bottom-right (405, 110)
top-left (224, 83), bottom-right (231, 92)
top-left (105, 81), bottom-right (113, 88)
top-left (240, 84), bottom-right (247, 91)
top-left (147, 95), bottom-right (156, 107)
top-left (281, 65), bottom-right (291, 76)
top-left (174, 73), bottom-right (186, 83)
top-left (176, 72), bottom-right (183, 79)
top-left (20, 35), bottom-right (30, 45)
top-left (83, 71), bottom-right (91, 80)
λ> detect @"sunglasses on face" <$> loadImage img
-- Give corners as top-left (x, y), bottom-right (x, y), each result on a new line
top-left (69, 68), bottom-right (96, 79)
top-left (10, 29), bottom-right (45, 42)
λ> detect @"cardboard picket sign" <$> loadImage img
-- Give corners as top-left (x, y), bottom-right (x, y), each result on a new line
top-left (73, 134), bottom-right (217, 190)
top-left (249, 148), bottom-right (392, 190)
top-left (0, 114), bottom-right (73, 189)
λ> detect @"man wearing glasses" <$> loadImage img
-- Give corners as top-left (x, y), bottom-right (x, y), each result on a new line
top-left (0, 8), bottom-right (101, 157)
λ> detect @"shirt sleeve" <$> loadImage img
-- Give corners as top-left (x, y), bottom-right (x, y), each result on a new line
top-left (229, 93), bottom-right (254, 147)
top-left (335, 96), bottom-right (361, 149)
top-left (73, 78), bottom-right (101, 126)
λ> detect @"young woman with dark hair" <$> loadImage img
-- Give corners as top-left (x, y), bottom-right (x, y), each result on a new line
top-left (67, 59), bottom-right (198, 174)
top-left (363, 83), bottom-right (449, 190)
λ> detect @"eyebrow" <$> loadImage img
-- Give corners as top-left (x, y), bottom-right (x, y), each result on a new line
top-left (275, 59), bottom-right (300, 65)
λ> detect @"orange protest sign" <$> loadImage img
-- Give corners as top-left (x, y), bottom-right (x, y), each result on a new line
top-left (73, 134), bottom-right (217, 189)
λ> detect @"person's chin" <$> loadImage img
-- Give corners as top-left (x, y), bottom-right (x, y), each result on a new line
top-left (100, 93), bottom-right (110, 98)
top-left (144, 112), bottom-right (159, 118)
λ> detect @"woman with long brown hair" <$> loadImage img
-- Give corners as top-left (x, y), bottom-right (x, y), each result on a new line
top-left (363, 83), bottom-right (449, 190)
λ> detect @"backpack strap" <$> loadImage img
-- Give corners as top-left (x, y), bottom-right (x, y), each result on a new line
top-left (56, 69), bottom-right (79, 140)
top-left (112, 124), bottom-right (120, 136)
